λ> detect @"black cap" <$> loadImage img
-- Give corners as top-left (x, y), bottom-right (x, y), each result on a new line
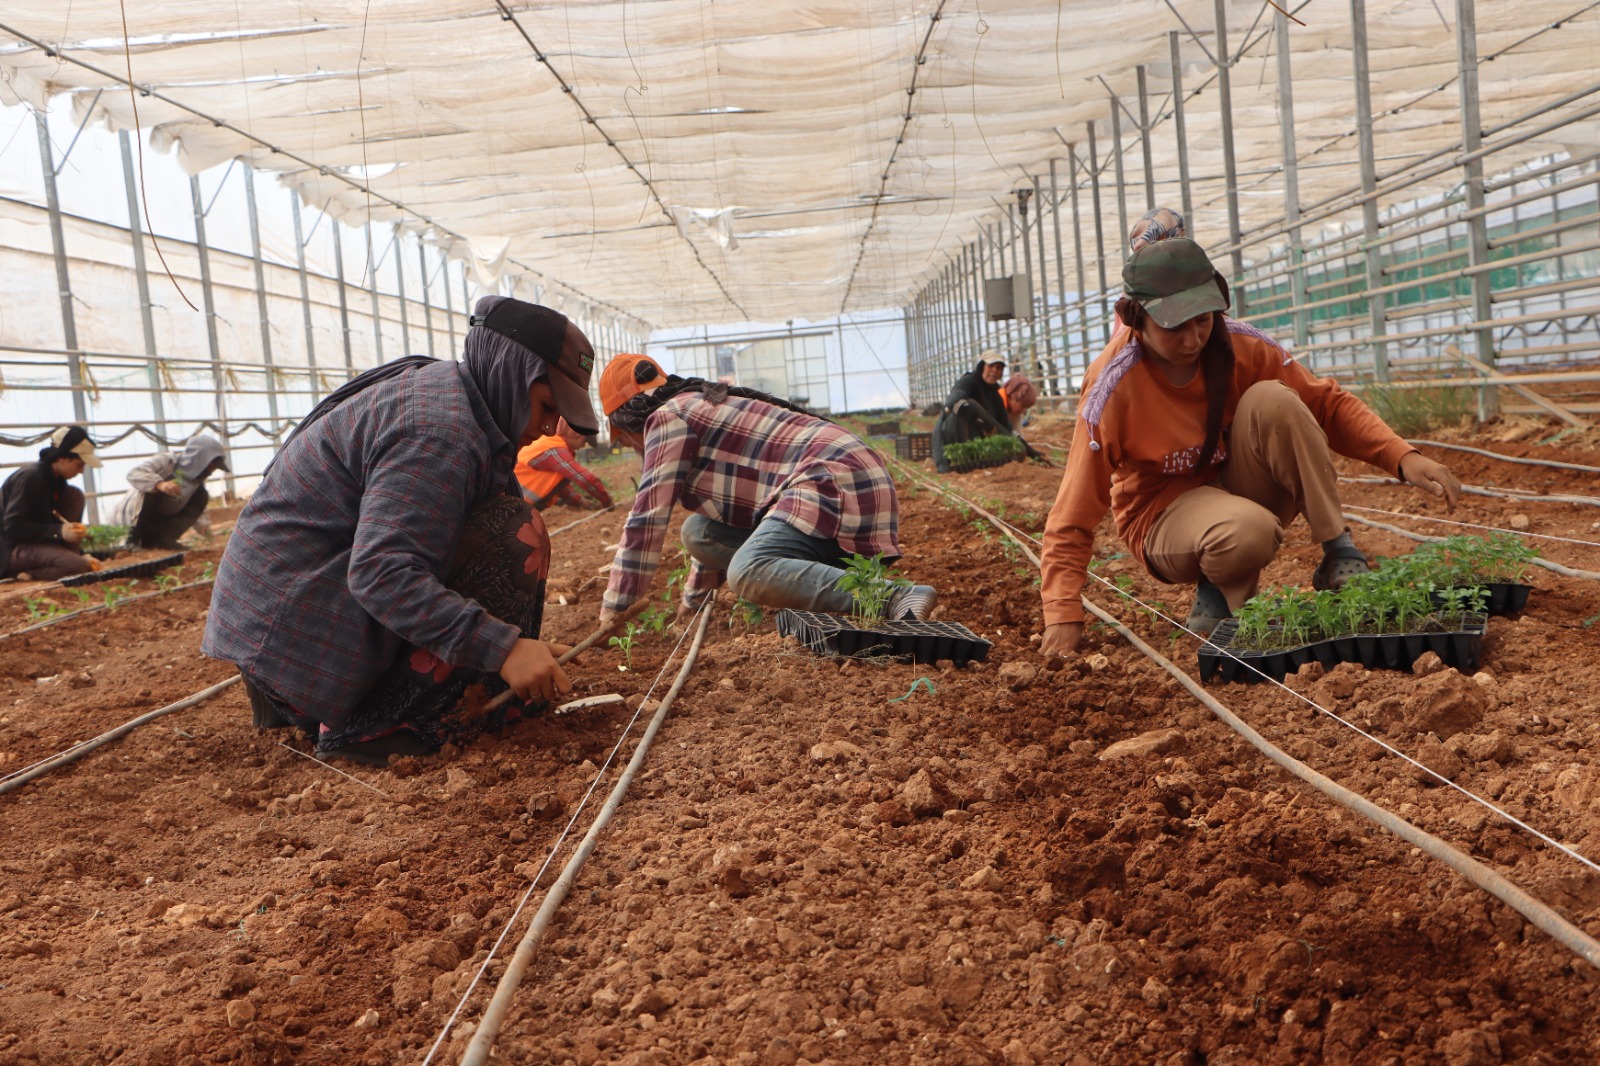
top-left (470, 299), bottom-right (598, 435)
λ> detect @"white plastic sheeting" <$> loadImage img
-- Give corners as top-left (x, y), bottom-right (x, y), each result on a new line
top-left (2, 1), bottom-right (1597, 328)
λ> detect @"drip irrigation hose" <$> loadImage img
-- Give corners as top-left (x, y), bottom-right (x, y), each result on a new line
top-left (458, 603), bottom-right (715, 1066)
top-left (544, 503), bottom-right (618, 539)
top-left (0, 579), bottom-right (216, 643)
top-left (1339, 475), bottom-right (1600, 509)
top-left (0, 675), bottom-right (242, 797)
top-left (894, 459), bottom-right (1600, 972)
top-left (1342, 504), bottom-right (1600, 549)
top-left (1345, 513), bottom-right (1600, 580)
top-left (1409, 439), bottom-right (1600, 476)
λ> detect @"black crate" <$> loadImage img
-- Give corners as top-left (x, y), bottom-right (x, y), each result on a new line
top-left (60, 552), bottom-right (186, 588)
top-left (775, 609), bottom-right (991, 666)
top-left (894, 433), bottom-right (932, 461)
top-left (1197, 614), bottom-right (1487, 685)
top-left (865, 420), bottom-right (901, 437)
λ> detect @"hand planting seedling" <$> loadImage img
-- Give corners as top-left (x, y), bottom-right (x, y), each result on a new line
top-left (609, 622), bottom-right (639, 670)
top-left (834, 553), bottom-right (912, 627)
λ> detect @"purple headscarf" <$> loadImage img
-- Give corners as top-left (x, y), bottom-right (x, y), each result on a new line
top-left (1127, 207), bottom-right (1187, 253)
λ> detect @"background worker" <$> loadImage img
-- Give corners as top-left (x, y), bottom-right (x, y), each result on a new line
top-left (1038, 236), bottom-right (1461, 658)
top-left (597, 354), bottom-right (935, 624)
top-left (515, 418), bottom-right (614, 511)
top-left (932, 353), bottom-right (1044, 472)
top-left (1000, 371), bottom-right (1039, 430)
top-left (0, 425), bottom-right (101, 582)
top-left (109, 433), bottom-right (230, 549)
top-left (203, 296), bottom-right (595, 765)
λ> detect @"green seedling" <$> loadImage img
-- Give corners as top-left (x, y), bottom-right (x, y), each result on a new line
top-left (79, 524), bottom-right (130, 554)
top-left (154, 573), bottom-right (183, 594)
top-left (834, 552), bottom-right (911, 628)
top-left (608, 622), bottom-right (640, 669)
top-left (728, 598), bottom-right (763, 631)
top-left (102, 583), bottom-right (136, 612)
top-left (637, 606), bottom-right (670, 634)
top-left (662, 551), bottom-right (690, 604)
top-left (67, 588), bottom-right (90, 606)
top-left (23, 597), bottom-right (64, 624)
top-left (943, 434), bottom-right (1025, 468)
top-left (200, 562), bottom-right (217, 582)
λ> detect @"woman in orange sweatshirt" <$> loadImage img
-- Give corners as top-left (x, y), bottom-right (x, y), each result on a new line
top-left (1039, 235), bottom-right (1461, 658)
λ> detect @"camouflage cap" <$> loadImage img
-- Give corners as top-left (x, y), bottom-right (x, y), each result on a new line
top-left (1121, 237), bottom-right (1229, 329)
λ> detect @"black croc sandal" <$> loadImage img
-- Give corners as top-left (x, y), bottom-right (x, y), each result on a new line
top-left (1312, 544), bottom-right (1370, 591)
top-left (1185, 580), bottom-right (1232, 636)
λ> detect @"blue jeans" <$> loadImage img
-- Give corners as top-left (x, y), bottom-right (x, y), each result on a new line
top-left (681, 514), bottom-right (855, 613)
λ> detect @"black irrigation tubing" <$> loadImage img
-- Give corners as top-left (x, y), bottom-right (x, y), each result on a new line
top-left (1408, 439), bottom-right (1600, 476)
top-left (544, 503), bottom-right (618, 539)
top-left (0, 579), bottom-right (216, 643)
top-left (0, 676), bottom-right (242, 797)
top-left (0, 419), bottom-right (293, 449)
top-left (892, 458), bottom-right (1600, 972)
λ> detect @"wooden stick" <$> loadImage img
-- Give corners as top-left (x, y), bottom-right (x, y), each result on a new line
top-left (483, 597), bottom-right (652, 712)
top-left (1446, 345), bottom-right (1588, 428)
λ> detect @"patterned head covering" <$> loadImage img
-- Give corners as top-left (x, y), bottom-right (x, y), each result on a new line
top-left (1127, 207), bottom-right (1187, 253)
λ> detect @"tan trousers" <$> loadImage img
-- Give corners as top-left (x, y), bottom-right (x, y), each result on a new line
top-left (1144, 381), bottom-right (1345, 610)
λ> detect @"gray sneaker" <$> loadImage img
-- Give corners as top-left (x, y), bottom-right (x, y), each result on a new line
top-left (887, 584), bottom-right (937, 621)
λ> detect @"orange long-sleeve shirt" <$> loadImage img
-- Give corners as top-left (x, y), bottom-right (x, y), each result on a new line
top-left (1040, 319), bottom-right (1416, 626)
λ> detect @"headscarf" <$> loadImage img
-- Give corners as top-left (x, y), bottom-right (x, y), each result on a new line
top-left (459, 295), bottom-right (552, 447)
top-left (170, 434), bottom-right (228, 507)
top-left (1127, 206), bottom-right (1187, 253)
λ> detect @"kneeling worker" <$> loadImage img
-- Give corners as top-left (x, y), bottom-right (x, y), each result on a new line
top-left (515, 419), bottom-right (614, 511)
top-left (596, 354), bottom-right (935, 624)
top-left (110, 433), bottom-right (230, 549)
top-left (0, 425), bottom-right (101, 581)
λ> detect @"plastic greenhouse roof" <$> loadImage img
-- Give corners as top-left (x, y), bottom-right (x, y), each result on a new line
top-left (2, 1), bottom-right (1597, 330)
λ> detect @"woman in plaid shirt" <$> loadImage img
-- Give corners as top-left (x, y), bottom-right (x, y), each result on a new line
top-left (596, 354), bottom-right (936, 624)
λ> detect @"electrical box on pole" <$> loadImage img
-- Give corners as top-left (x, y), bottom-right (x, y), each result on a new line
top-left (984, 274), bottom-right (1032, 321)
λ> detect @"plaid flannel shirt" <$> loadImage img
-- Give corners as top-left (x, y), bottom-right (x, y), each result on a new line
top-left (601, 393), bottom-right (900, 615)
top-left (201, 361), bottom-right (523, 728)
top-left (522, 444), bottom-right (613, 509)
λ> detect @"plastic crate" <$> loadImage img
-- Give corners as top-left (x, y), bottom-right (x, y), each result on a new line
top-left (865, 420), bottom-right (901, 437)
top-left (894, 433), bottom-right (932, 461)
top-left (775, 609), bottom-right (991, 666)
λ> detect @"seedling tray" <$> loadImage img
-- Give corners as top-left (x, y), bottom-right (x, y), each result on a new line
top-left (86, 542), bottom-right (130, 561)
top-left (60, 552), bottom-right (185, 588)
top-left (776, 609), bottom-right (991, 666)
top-left (1431, 583), bottom-right (1532, 616)
top-left (895, 433), bottom-right (933, 461)
top-left (947, 455), bottom-right (1017, 474)
top-left (866, 420), bottom-right (901, 437)
top-left (1198, 614), bottom-right (1486, 685)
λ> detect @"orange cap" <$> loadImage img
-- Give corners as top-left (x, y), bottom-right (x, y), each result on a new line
top-left (599, 353), bottom-right (668, 415)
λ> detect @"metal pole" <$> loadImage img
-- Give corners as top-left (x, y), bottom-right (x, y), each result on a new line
top-left (1033, 173), bottom-right (1053, 390)
top-left (1455, 0), bottom-right (1496, 416)
top-left (1349, 0), bottom-right (1388, 381)
top-left (392, 226), bottom-right (411, 355)
top-left (1214, 0), bottom-right (1247, 302)
top-left (1050, 159), bottom-right (1068, 395)
top-left (332, 224), bottom-right (354, 373)
top-left (1110, 98), bottom-right (1130, 252)
top-left (1275, 9), bottom-right (1310, 353)
top-left (289, 192), bottom-right (321, 401)
top-left (418, 241), bottom-right (435, 358)
top-left (190, 174), bottom-right (235, 499)
top-left (243, 167), bottom-right (280, 427)
top-left (1018, 196), bottom-right (1038, 379)
top-left (1169, 31), bottom-right (1195, 226)
top-left (1068, 146), bottom-right (1090, 374)
top-left (118, 129), bottom-right (167, 444)
top-left (37, 111), bottom-right (99, 519)
top-left (366, 223), bottom-right (385, 363)
top-left (1087, 122), bottom-right (1112, 346)
top-left (1136, 66), bottom-right (1155, 209)
top-left (443, 257), bottom-right (458, 356)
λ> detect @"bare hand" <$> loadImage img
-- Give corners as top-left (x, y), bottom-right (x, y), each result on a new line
top-left (498, 639), bottom-right (573, 704)
top-left (60, 522), bottom-right (86, 545)
top-left (156, 480), bottom-right (182, 497)
top-left (1398, 452), bottom-right (1461, 511)
top-left (1040, 621), bottom-right (1084, 658)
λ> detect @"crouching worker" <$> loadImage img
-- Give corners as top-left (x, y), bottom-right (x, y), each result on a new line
top-left (0, 425), bottom-right (101, 581)
top-left (596, 354), bottom-right (935, 625)
top-left (202, 296), bottom-right (597, 765)
top-left (109, 434), bottom-right (229, 549)
top-left (1038, 237), bottom-right (1462, 658)
top-left (515, 418), bottom-right (614, 511)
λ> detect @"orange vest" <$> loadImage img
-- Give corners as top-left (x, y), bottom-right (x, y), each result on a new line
top-left (515, 436), bottom-right (568, 501)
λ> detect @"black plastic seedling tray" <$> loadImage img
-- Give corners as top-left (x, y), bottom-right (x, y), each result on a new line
top-left (947, 455), bottom-right (1018, 474)
top-left (1197, 614), bottom-right (1487, 685)
top-left (1430, 582), bottom-right (1532, 616)
top-left (60, 552), bottom-right (185, 588)
top-left (86, 542), bottom-right (131, 561)
top-left (895, 433), bottom-right (933, 461)
top-left (866, 420), bottom-right (901, 437)
top-left (775, 609), bottom-right (991, 666)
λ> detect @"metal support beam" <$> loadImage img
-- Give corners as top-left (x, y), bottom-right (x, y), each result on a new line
top-left (1033, 172), bottom-right (1053, 388)
top-left (1169, 31), bottom-right (1195, 226)
top-left (332, 224), bottom-right (354, 372)
top-left (1018, 195), bottom-right (1038, 377)
top-left (443, 257), bottom-right (458, 357)
top-left (118, 129), bottom-right (166, 444)
top-left (1109, 97), bottom-right (1130, 247)
top-left (1067, 146), bottom-right (1090, 373)
top-left (366, 224), bottom-right (385, 364)
top-left (1213, 0), bottom-right (1246, 302)
top-left (1050, 159), bottom-right (1068, 395)
top-left (1275, 9), bottom-right (1310, 352)
top-left (1349, 0), bottom-right (1388, 381)
top-left (393, 226), bottom-right (411, 356)
top-left (1087, 122), bottom-right (1112, 346)
top-left (37, 111), bottom-right (99, 519)
top-left (1136, 66), bottom-right (1155, 208)
top-left (1455, 0), bottom-right (1496, 416)
top-left (418, 242), bottom-right (435, 358)
top-left (243, 167), bottom-right (280, 426)
top-left (289, 192), bottom-right (321, 400)
top-left (190, 173), bottom-right (235, 499)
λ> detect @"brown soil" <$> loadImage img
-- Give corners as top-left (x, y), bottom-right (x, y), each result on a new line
top-left (3, 432), bottom-right (1600, 1065)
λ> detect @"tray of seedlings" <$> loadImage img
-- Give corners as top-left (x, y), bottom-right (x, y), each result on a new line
top-left (80, 524), bottom-right (131, 561)
top-left (1409, 531), bottom-right (1536, 616)
top-left (776, 553), bottom-right (991, 667)
top-left (943, 434), bottom-right (1025, 474)
top-left (1196, 537), bottom-right (1529, 684)
top-left (60, 551), bottom-right (185, 588)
